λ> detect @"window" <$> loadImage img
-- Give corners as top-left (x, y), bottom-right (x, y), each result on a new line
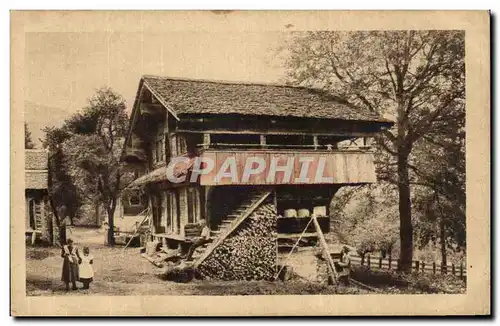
top-left (128, 190), bottom-right (146, 206)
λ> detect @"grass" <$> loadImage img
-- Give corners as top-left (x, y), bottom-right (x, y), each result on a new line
top-left (350, 266), bottom-right (466, 294)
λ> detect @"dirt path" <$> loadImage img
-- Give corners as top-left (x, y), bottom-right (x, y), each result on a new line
top-left (26, 227), bottom-right (365, 296)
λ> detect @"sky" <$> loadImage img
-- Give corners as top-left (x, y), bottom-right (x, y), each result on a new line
top-left (24, 31), bottom-right (287, 145)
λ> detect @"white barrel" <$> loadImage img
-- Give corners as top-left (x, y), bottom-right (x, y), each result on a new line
top-left (297, 208), bottom-right (310, 218)
top-left (283, 209), bottom-right (297, 218)
top-left (313, 206), bottom-right (327, 217)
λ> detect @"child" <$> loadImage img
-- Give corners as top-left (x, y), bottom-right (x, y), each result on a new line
top-left (79, 246), bottom-right (94, 290)
top-left (61, 239), bottom-right (80, 291)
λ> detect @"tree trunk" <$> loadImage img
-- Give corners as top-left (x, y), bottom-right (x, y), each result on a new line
top-left (95, 201), bottom-right (100, 226)
top-left (398, 152), bottom-right (413, 272)
top-left (440, 216), bottom-right (447, 273)
top-left (107, 204), bottom-right (115, 246)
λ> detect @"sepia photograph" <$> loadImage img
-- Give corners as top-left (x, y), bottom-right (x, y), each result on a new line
top-left (11, 10), bottom-right (490, 316)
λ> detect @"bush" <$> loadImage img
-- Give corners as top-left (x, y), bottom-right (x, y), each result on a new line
top-left (351, 266), bottom-right (466, 294)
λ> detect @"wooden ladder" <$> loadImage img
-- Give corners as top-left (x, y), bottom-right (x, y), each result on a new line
top-left (193, 188), bottom-right (272, 269)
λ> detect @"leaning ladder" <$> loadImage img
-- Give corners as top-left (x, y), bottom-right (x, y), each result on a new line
top-left (122, 207), bottom-right (151, 252)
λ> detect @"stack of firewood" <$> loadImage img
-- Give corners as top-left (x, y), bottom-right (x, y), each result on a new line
top-left (198, 202), bottom-right (277, 281)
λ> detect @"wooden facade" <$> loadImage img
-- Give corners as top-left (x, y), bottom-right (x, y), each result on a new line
top-left (121, 76), bottom-right (393, 271)
top-left (198, 150), bottom-right (377, 186)
top-left (25, 149), bottom-right (57, 245)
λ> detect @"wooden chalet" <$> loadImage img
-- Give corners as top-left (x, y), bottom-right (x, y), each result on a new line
top-left (122, 75), bottom-right (393, 279)
top-left (25, 149), bottom-right (56, 245)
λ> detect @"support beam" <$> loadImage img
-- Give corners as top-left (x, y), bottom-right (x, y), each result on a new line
top-left (260, 134), bottom-right (267, 148)
top-left (313, 135), bottom-right (319, 150)
top-left (203, 133), bottom-right (211, 149)
top-left (312, 215), bottom-right (338, 285)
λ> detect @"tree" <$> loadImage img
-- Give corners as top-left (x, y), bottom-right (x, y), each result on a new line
top-left (412, 113), bottom-right (465, 267)
top-left (281, 31), bottom-right (465, 272)
top-left (332, 185), bottom-right (399, 262)
top-left (25, 123), bottom-right (35, 149)
top-left (61, 87), bottom-right (131, 246)
top-left (43, 87), bottom-right (132, 245)
top-left (43, 125), bottom-right (81, 244)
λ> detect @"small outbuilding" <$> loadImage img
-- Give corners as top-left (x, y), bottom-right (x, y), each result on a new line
top-left (25, 149), bottom-right (57, 245)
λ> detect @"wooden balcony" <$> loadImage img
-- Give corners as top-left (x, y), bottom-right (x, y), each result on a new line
top-left (197, 149), bottom-right (377, 186)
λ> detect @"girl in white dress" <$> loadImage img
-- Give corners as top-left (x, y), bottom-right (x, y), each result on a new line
top-left (79, 246), bottom-right (94, 289)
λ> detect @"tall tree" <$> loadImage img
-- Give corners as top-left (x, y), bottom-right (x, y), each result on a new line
top-left (43, 126), bottom-right (81, 243)
top-left (282, 31), bottom-right (465, 271)
top-left (25, 123), bottom-right (35, 149)
top-left (412, 108), bottom-right (466, 266)
top-left (62, 87), bottom-right (131, 246)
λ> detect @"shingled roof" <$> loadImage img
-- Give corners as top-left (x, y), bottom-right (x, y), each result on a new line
top-left (141, 75), bottom-right (391, 123)
top-left (25, 149), bottom-right (49, 190)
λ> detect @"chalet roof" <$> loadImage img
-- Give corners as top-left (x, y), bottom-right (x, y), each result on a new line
top-left (25, 150), bottom-right (49, 190)
top-left (141, 75), bottom-right (391, 123)
top-left (126, 156), bottom-right (195, 188)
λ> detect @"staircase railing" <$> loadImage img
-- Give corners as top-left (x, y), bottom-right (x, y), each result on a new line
top-left (193, 189), bottom-right (272, 269)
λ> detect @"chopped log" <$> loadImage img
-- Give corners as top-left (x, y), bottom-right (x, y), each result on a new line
top-left (197, 202), bottom-right (277, 281)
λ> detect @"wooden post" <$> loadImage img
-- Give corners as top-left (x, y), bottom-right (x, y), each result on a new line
top-left (388, 256), bottom-right (392, 269)
top-left (367, 254), bottom-right (371, 268)
top-left (415, 261), bottom-right (420, 274)
top-left (361, 255), bottom-right (365, 266)
top-left (311, 215), bottom-right (338, 284)
top-left (442, 262), bottom-right (447, 275)
top-left (313, 135), bottom-right (319, 150)
top-left (379, 257), bottom-right (382, 269)
top-left (452, 263), bottom-right (456, 276)
top-left (460, 263), bottom-right (464, 278)
top-left (432, 262), bottom-right (436, 274)
top-left (422, 262), bottom-right (426, 274)
top-left (260, 135), bottom-right (267, 149)
top-left (203, 133), bottom-right (211, 149)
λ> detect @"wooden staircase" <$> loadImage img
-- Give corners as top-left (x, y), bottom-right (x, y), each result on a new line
top-left (192, 188), bottom-right (272, 268)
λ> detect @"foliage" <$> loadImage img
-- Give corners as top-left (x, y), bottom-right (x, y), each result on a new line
top-left (331, 185), bottom-right (399, 258)
top-left (43, 87), bottom-right (131, 245)
top-left (281, 30), bottom-right (465, 272)
top-left (43, 126), bottom-right (81, 236)
top-left (25, 123), bottom-right (35, 149)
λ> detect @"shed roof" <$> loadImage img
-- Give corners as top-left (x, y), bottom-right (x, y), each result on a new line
top-left (25, 149), bottom-right (48, 170)
top-left (141, 75), bottom-right (391, 123)
top-left (25, 149), bottom-right (49, 190)
top-left (25, 171), bottom-right (48, 190)
top-left (126, 156), bottom-right (195, 189)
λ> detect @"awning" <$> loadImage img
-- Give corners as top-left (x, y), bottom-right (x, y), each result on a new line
top-left (126, 156), bottom-right (195, 189)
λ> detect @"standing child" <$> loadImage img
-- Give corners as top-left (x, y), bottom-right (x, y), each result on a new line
top-left (79, 246), bottom-right (94, 290)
